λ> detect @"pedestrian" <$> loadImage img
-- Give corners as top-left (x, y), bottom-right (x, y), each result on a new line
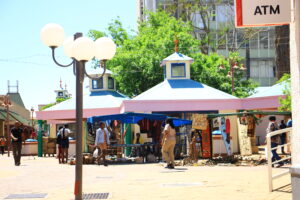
top-left (161, 118), bottom-right (176, 169)
top-left (279, 120), bottom-right (287, 154)
top-left (0, 136), bottom-right (7, 155)
top-left (287, 117), bottom-right (292, 127)
top-left (11, 122), bottom-right (23, 166)
top-left (189, 130), bottom-right (198, 163)
top-left (31, 129), bottom-right (37, 139)
top-left (95, 122), bottom-right (110, 166)
top-left (56, 126), bottom-right (63, 164)
top-left (59, 125), bottom-right (71, 164)
top-left (266, 116), bottom-right (283, 167)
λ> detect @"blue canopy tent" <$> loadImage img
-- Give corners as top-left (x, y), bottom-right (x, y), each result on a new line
top-left (87, 112), bottom-right (191, 127)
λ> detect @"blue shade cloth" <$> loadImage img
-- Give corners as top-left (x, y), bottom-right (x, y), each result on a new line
top-left (171, 118), bottom-right (192, 126)
top-left (212, 130), bottom-right (221, 135)
top-left (25, 139), bottom-right (38, 142)
top-left (87, 112), bottom-right (167, 124)
top-left (87, 112), bottom-right (192, 127)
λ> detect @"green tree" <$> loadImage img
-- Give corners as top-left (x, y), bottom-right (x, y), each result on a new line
top-left (277, 73), bottom-right (291, 111)
top-left (90, 11), bottom-right (199, 96)
top-left (89, 11), bottom-right (257, 98)
top-left (191, 52), bottom-right (257, 97)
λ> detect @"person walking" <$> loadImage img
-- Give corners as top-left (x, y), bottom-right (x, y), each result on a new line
top-left (11, 122), bottom-right (23, 166)
top-left (161, 118), bottom-right (176, 169)
top-left (189, 129), bottom-right (198, 163)
top-left (95, 122), bottom-right (110, 166)
top-left (279, 120), bottom-right (287, 154)
top-left (266, 116), bottom-right (283, 167)
top-left (56, 126), bottom-right (63, 164)
top-left (59, 125), bottom-right (71, 164)
top-left (0, 136), bottom-right (7, 155)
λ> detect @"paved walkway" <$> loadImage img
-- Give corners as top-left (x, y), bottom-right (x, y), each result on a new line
top-left (0, 155), bottom-right (292, 200)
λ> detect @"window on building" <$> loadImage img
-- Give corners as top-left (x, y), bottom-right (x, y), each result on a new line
top-left (269, 30), bottom-right (275, 49)
top-left (226, 31), bottom-right (235, 49)
top-left (58, 92), bottom-right (63, 97)
top-left (211, 5), bottom-right (216, 21)
top-left (108, 77), bottom-right (114, 89)
top-left (259, 31), bottom-right (269, 49)
top-left (250, 33), bottom-right (259, 49)
top-left (92, 78), bottom-right (103, 89)
top-left (218, 33), bottom-right (226, 49)
top-left (171, 63), bottom-right (186, 77)
top-left (250, 59), bottom-right (276, 86)
top-left (236, 31), bottom-right (246, 48)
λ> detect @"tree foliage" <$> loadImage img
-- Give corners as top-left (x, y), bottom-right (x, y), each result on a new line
top-left (88, 11), bottom-right (257, 98)
top-left (191, 52), bottom-right (257, 97)
top-left (277, 73), bottom-right (291, 111)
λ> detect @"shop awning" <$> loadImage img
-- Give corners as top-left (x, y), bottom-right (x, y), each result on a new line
top-left (87, 112), bottom-right (191, 127)
top-left (0, 109), bottom-right (30, 125)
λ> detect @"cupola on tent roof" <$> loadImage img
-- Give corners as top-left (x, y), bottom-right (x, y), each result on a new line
top-left (161, 52), bottom-right (194, 66)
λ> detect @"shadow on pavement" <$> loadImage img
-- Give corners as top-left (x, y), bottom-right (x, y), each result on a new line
top-left (273, 183), bottom-right (292, 193)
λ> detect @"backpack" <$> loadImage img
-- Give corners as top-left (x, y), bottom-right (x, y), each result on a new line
top-left (270, 122), bottom-right (278, 132)
top-left (56, 134), bottom-right (62, 144)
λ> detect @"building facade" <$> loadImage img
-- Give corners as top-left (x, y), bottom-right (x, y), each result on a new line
top-left (137, 0), bottom-right (278, 86)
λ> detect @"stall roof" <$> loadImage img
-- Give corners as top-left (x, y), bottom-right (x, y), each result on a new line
top-left (207, 111), bottom-right (291, 119)
top-left (0, 109), bottom-right (30, 125)
top-left (133, 79), bottom-right (238, 101)
top-left (248, 81), bottom-right (288, 98)
top-left (44, 90), bottom-right (128, 111)
top-left (87, 112), bottom-right (191, 127)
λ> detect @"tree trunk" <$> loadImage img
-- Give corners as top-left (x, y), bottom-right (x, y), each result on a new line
top-left (275, 25), bottom-right (290, 79)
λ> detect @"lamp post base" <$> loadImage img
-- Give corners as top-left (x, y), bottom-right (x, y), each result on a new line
top-left (290, 166), bottom-right (300, 200)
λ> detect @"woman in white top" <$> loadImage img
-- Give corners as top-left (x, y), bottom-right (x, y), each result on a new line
top-left (161, 118), bottom-right (176, 169)
top-left (95, 122), bottom-right (110, 166)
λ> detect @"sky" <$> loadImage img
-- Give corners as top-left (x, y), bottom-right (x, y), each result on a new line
top-left (0, 0), bottom-right (137, 110)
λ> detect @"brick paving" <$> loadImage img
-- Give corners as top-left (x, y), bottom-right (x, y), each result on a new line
top-left (0, 155), bottom-right (292, 200)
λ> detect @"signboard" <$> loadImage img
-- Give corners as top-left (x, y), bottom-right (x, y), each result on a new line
top-left (235, 0), bottom-right (291, 27)
top-left (192, 114), bottom-right (208, 130)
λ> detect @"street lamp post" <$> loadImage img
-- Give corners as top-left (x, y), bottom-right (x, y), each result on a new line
top-left (219, 59), bottom-right (246, 95)
top-left (40, 23), bottom-right (116, 200)
top-left (30, 107), bottom-right (34, 127)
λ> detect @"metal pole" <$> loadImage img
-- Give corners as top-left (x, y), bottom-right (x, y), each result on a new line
top-left (266, 135), bottom-right (273, 192)
top-left (231, 65), bottom-right (235, 94)
top-left (74, 32), bottom-right (83, 200)
top-left (37, 120), bottom-right (43, 157)
top-left (6, 96), bottom-right (10, 157)
top-left (31, 112), bottom-right (33, 127)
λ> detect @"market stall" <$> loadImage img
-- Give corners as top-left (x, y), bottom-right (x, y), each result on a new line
top-left (87, 112), bottom-right (192, 162)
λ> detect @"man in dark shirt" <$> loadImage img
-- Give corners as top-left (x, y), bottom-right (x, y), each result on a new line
top-left (11, 122), bottom-right (23, 166)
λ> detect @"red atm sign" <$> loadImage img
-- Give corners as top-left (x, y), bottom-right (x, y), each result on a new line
top-left (235, 0), bottom-right (291, 27)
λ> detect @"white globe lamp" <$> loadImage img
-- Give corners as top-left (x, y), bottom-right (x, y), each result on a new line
top-left (94, 37), bottom-right (116, 60)
top-left (40, 23), bottom-right (65, 47)
top-left (72, 37), bottom-right (95, 61)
